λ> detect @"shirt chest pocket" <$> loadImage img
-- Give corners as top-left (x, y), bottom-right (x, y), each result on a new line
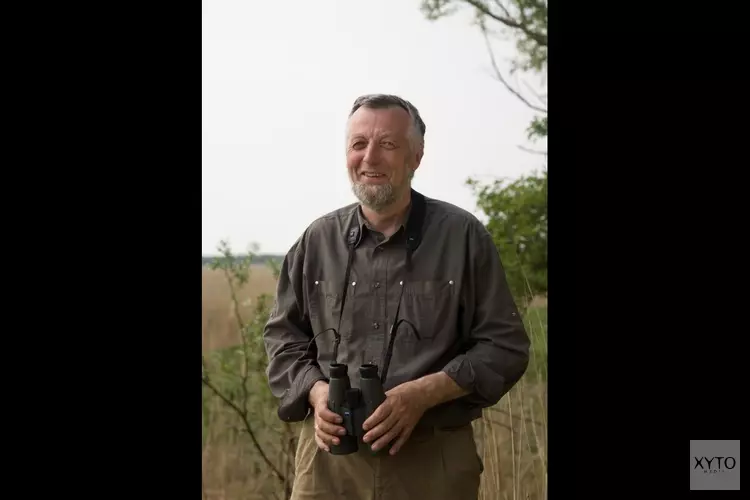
top-left (399, 279), bottom-right (456, 340)
top-left (308, 280), bottom-right (343, 336)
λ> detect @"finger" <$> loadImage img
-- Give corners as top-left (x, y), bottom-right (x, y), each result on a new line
top-left (316, 417), bottom-right (346, 437)
top-left (317, 406), bottom-right (343, 425)
top-left (314, 424), bottom-right (341, 448)
top-left (314, 434), bottom-right (330, 452)
top-left (362, 402), bottom-right (392, 432)
top-left (363, 413), bottom-right (397, 444)
top-left (388, 425), bottom-right (414, 455)
top-left (370, 422), bottom-right (404, 452)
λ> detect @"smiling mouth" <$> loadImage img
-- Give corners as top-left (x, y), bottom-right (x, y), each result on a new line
top-left (361, 172), bottom-right (386, 178)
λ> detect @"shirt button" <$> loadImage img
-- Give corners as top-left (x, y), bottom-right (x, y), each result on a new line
top-left (373, 322), bottom-right (380, 329)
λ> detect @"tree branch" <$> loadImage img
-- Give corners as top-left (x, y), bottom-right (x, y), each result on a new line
top-left (202, 376), bottom-right (286, 484)
top-left (521, 78), bottom-right (547, 107)
top-left (465, 0), bottom-right (547, 46)
top-left (480, 24), bottom-right (547, 114)
top-left (205, 248), bottom-right (290, 497)
top-left (221, 262), bottom-right (253, 423)
top-left (518, 145), bottom-right (547, 156)
top-left (492, 0), bottom-right (513, 19)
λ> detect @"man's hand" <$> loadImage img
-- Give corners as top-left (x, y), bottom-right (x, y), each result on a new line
top-left (308, 380), bottom-right (346, 452)
top-left (361, 381), bottom-right (428, 455)
top-left (361, 372), bottom-right (470, 455)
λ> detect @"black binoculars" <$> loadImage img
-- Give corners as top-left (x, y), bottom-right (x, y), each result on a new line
top-left (327, 362), bottom-right (387, 455)
top-left (305, 238), bottom-right (420, 456)
top-left (325, 315), bottom-right (419, 456)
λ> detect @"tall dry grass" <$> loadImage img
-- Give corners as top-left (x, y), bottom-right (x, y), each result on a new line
top-left (202, 396), bottom-right (299, 500)
top-left (202, 264), bottom-right (277, 352)
top-left (474, 303), bottom-right (547, 500)
top-left (202, 260), bottom-right (547, 500)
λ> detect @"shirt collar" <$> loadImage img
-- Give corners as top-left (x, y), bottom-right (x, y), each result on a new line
top-left (355, 201), bottom-right (413, 242)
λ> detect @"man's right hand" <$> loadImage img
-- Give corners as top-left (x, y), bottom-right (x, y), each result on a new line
top-left (308, 380), bottom-right (346, 452)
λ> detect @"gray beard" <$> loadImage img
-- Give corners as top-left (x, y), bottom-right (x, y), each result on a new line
top-left (351, 182), bottom-right (397, 212)
top-left (351, 168), bottom-right (414, 212)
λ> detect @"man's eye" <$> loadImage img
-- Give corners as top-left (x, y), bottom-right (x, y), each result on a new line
top-left (352, 141), bottom-right (366, 150)
top-left (381, 141), bottom-right (396, 149)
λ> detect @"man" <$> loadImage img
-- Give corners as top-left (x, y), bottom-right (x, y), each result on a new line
top-left (263, 94), bottom-right (530, 499)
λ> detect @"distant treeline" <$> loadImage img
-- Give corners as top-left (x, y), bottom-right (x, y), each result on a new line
top-left (202, 254), bottom-right (284, 267)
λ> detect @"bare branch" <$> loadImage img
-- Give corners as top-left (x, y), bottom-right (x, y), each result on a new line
top-left (491, 0), bottom-right (513, 20)
top-left (480, 24), bottom-right (547, 114)
top-left (221, 260), bottom-right (254, 420)
top-left (222, 266), bottom-right (248, 332)
top-left (521, 78), bottom-right (547, 107)
top-left (202, 376), bottom-right (286, 484)
top-left (202, 355), bottom-right (209, 382)
top-left (465, 0), bottom-right (547, 46)
top-left (518, 145), bottom-right (547, 156)
top-left (204, 249), bottom-right (292, 497)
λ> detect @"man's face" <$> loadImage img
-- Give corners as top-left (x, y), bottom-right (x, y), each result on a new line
top-left (346, 106), bottom-right (422, 211)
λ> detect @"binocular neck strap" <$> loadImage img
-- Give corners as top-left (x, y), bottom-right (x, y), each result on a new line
top-left (378, 248), bottom-right (416, 385)
top-left (333, 189), bottom-right (425, 370)
top-left (334, 230), bottom-right (414, 369)
top-left (333, 244), bottom-right (356, 363)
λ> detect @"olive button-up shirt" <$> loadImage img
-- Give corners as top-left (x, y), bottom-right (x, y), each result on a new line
top-left (263, 193), bottom-right (530, 428)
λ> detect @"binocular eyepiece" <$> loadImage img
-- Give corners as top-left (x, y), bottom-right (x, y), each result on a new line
top-left (327, 362), bottom-right (387, 455)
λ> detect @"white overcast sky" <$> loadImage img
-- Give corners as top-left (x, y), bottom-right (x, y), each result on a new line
top-left (202, 0), bottom-right (546, 255)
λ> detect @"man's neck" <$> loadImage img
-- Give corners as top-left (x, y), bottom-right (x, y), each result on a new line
top-left (361, 191), bottom-right (411, 238)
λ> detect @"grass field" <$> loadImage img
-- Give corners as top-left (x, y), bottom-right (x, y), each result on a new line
top-left (202, 263), bottom-right (547, 500)
top-left (202, 264), bottom-right (278, 352)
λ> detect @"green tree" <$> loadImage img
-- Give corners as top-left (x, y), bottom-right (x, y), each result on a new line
top-left (421, 0), bottom-right (548, 306)
top-left (421, 0), bottom-right (547, 143)
top-left (202, 241), bottom-right (296, 498)
top-left (468, 170), bottom-right (546, 306)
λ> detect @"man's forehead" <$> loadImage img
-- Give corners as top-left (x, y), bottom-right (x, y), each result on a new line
top-left (347, 106), bottom-right (411, 135)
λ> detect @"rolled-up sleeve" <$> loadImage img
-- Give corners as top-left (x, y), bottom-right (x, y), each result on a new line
top-left (263, 236), bottom-right (327, 422)
top-left (442, 220), bottom-right (531, 407)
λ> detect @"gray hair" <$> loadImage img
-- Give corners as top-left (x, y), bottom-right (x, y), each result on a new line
top-left (348, 94), bottom-right (426, 152)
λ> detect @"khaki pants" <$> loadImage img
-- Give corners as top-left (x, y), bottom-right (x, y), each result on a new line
top-left (290, 414), bottom-right (482, 500)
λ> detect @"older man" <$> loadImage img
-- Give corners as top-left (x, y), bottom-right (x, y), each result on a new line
top-left (263, 94), bottom-right (530, 499)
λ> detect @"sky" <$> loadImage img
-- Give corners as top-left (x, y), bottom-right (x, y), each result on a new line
top-left (202, 0), bottom-right (546, 255)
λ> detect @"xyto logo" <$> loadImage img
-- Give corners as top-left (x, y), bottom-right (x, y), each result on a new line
top-left (693, 456), bottom-right (736, 474)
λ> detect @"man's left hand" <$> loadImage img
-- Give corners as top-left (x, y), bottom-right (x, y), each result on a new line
top-left (361, 381), bottom-right (428, 455)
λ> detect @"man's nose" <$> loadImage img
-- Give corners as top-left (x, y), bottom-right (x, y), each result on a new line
top-left (363, 143), bottom-right (381, 164)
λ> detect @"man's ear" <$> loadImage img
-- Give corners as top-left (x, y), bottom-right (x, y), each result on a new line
top-left (413, 148), bottom-right (424, 170)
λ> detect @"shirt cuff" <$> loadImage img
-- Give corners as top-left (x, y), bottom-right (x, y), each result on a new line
top-left (442, 354), bottom-right (474, 392)
top-left (277, 364), bottom-right (327, 422)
